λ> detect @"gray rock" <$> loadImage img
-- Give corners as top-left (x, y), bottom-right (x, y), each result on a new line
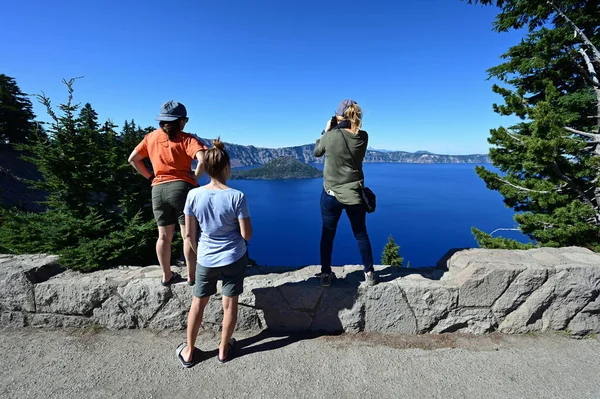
top-left (492, 268), bottom-right (548, 319)
top-left (447, 249), bottom-right (531, 275)
top-left (171, 283), bottom-right (194, 307)
top-left (499, 266), bottom-right (600, 333)
top-left (237, 305), bottom-right (262, 331)
top-left (561, 252), bottom-right (600, 265)
top-left (92, 296), bottom-right (138, 329)
top-left (239, 275), bottom-right (276, 307)
top-left (278, 282), bottom-right (324, 311)
top-left (311, 286), bottom-right (363, 333)
top-left (29, 313), bottom-right (92, 328)
top-left (568, 295), bottom-right (600, 336)
top-left (253, 286), bottom-right (288, 310)
top-left (0, 254), bottom-right (62, 312)
top-left (260, 308), bottom-right (313, 332)
top-left (201, 295), bottom-right (225, 328)
top-left (364, 283), bottom-right (417, 334)
top-left (456, 264), bottom-right (524, 308)
top-left (117, 278), bottom-right (172, 325)
top-left (2, 247), bottom-right (599, 336)
top-left (91, 267), bottom-right (144, 288)
top-left (432, 308), bottom-right (497, 334)
top-left (35, 272), bottom-right (112, 315)
top-left (148, 298), bottom-right (187, 331)
top-left (539, 266), bottom-right (600, 331)
top-left (0, 267), bottom-right (35, 312)
top-left (1, 311), bottom-right (27, 328)
top-left (398, 277), bottom-right (458, 333)
top-left (528, 248), bottom-right (568, 266)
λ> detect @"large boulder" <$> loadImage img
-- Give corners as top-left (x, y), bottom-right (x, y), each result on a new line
top-left (363, 282), bottom-right (417, 334)
top-left (432, 308), bottom-right (497, 334)
top-left (35, 271), bottom-right (112, 316)
top-left (398, 276), bottom-right (458, 333)
top-left (0, 254), bottom-right (62, 312)
top-left (117, 279), bottom-right (172, 326)
top-left (92, 296), bottom-right (138, 329)
top-left (568, 295), bottom-right (600, 336)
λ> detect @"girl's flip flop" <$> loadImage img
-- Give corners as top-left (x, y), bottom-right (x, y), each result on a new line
top-left (217, 338), bottom-right (236, 363)
top-left (176, 342), bottom-right (195, 368)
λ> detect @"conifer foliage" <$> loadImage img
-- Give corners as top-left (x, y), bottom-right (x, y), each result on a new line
top-left (381, 235), bottom-right (404, 267)
top-left (466, 0), bottom-right (600, 251)
top-left (0, 74), bottom-right (37, 145)
top-left (0, 77), bottom-right (161, 270)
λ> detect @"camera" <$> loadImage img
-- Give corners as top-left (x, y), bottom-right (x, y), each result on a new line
top-left (329, 116), bottom-right (338, 131)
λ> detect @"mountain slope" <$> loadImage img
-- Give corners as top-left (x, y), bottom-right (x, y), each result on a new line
top-left (196, 137), bottom-right (491, 167)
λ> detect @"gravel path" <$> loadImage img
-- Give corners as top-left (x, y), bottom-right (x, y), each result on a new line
top-left (1, 328), bottom-right (599, 399)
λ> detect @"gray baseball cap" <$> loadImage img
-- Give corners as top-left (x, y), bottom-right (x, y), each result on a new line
top-left (155, 101), bottom-right (187, 121)
top-left (335, 99), bottom-right (357, 116)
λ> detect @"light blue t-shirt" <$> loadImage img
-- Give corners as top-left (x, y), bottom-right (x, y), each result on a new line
top-left (184, 187), bottom-right (250, 268)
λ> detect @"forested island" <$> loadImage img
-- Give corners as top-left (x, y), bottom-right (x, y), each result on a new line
top-left (230, 157), bottom-right (323, 180)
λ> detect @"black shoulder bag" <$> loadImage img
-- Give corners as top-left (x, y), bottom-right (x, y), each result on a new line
top-left (338, 130), bottom-right (376, 213)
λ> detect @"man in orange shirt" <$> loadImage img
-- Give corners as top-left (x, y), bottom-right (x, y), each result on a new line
top-left (128, 101), bottom-right (207, 285)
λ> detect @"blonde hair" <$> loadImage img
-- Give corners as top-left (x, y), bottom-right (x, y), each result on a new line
top-left (205, 137), bottom-right (230, 179)
top-left (343, 103), bottom-right (363, 133)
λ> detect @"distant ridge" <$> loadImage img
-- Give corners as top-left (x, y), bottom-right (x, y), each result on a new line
top-left (194, 136), bottom-right (490, 168)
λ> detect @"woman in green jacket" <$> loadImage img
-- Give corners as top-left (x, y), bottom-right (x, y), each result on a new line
top-left (314, 99), bottom-right (376, 287)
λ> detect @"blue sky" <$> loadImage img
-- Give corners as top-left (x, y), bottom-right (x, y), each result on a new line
top-left (2, 0), bottom-right (524, 154)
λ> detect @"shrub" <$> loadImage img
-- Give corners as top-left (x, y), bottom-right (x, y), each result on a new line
top-left (381, 235), bottom-right (404, 267)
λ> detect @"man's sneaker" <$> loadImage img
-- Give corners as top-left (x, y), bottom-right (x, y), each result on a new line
top-left (365, 271), bottom-right (378, 286)
top-left (320, 273), bottom-right (332, 287)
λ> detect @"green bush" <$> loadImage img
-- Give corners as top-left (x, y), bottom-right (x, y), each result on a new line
top-left (381, 235), bottom-right (404, 267)
top-left (471, 228), bottom-right (537, 250)
top-left (0, 208), bottom-right (158, 271)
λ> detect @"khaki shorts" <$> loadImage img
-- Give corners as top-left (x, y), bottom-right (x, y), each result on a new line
top-left (194, 254), bottom-right (247, 298)
top-left (151, 180), bottom-right (194, 226)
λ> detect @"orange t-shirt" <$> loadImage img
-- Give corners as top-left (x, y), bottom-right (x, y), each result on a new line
top-left (135, 129), bottom-right (207, 186)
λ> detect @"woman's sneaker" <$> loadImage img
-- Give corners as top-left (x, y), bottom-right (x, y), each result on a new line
top-left (320, 273), bottom-right (333, 287)
top-left (365, 271), bottom-right (378, 286)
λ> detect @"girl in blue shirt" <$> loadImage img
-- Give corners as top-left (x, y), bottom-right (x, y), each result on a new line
top-left (176, 138), bottom-right (252, 367)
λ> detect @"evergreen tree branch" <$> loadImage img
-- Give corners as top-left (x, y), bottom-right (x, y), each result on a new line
top-left (495, 177), bottom-right (552, 194)
top-left (546, 0), bottom-right (600, 61)
top-left (35, 91), bottom-right (59, 126)
top-left (565, 127), bottom-right (600, 140)
top-left (489, 228), bottom-right (521, 235)
top-left (570, 52), bottom-right (600, 88)
top-left (577, 49), bottom-right (599, 86)
top-left (62, 77), bottom-right (84, 117)
top-left (507, 131), bottom-right (525, 144)
top-left (552, 161), bottom-right (596, 207)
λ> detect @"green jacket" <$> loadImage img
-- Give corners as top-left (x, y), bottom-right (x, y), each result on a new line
top-left (314, 128), bottom-right (368, 205)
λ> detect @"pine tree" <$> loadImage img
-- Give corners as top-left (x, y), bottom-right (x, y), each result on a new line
top-left (466, 0), bottom-right (600, 251)
top-left (0, 78), bottom-right (158, 270)
top-left (0, 74), bottom-right (36, 145)
top-left (381, 235), bottom-right (404, 267)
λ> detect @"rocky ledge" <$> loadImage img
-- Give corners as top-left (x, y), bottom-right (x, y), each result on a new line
top-left (1, 247), bottom-right (599, 335)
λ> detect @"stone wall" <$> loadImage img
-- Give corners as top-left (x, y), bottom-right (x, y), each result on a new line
top-left (1, 247), bottom-right (599, 335)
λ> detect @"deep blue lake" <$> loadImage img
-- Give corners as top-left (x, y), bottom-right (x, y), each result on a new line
top-left (199, 163), bottom-right (527, 268)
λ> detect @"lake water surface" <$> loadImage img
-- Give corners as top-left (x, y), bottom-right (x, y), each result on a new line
top-left (199, 163), bottom-right (526, 267)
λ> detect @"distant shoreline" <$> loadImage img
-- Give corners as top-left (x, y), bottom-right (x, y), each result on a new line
top-left (194, 136), bottom-right (491, 168)
top-left (231, 162), bottom-right (493, 170)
